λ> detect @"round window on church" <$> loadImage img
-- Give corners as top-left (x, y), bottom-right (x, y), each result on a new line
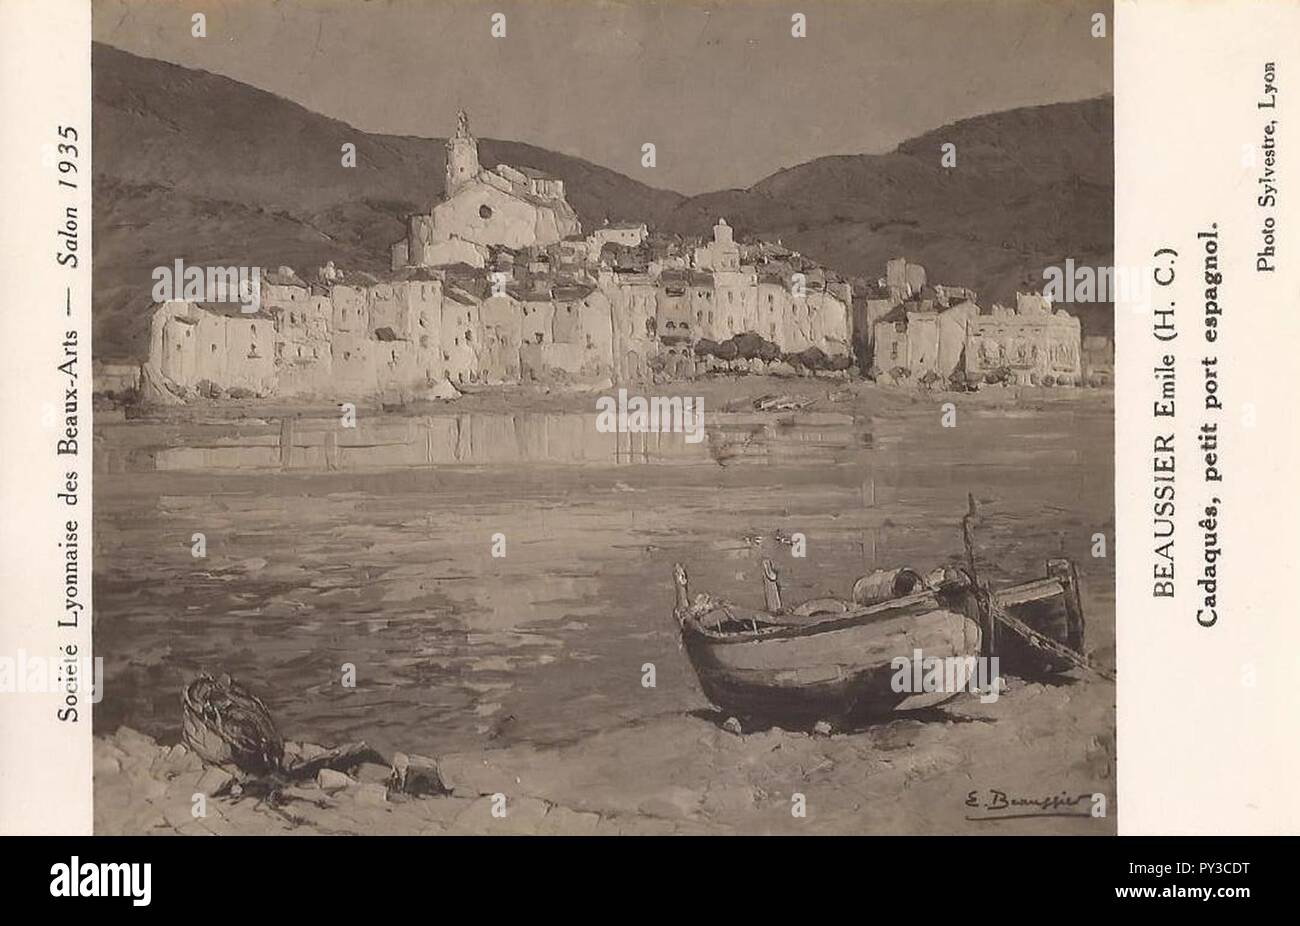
top-left (479, 204), bottom-right (493, 220)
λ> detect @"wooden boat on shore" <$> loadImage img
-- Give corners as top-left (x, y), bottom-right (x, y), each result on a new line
top-left (672, 562), bottom-right (985, 726)
top-left (672, 518), bottom-right (1097, 726)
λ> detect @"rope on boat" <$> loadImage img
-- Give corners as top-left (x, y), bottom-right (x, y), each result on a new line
top-left (989, 595), bottom-right (1116, 681)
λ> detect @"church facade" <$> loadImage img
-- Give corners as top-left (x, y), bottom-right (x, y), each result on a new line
top-left (392, 111), bottom-right (581, 270)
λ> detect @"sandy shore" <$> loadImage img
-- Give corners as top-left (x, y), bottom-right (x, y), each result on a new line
top-left (95, 672), bottom-right (1115, 836)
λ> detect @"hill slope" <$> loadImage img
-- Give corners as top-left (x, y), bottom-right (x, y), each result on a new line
top-left (93, 43), bottom-right (1111, 360)
top-left (661, 97), bottom-right (1113, 331)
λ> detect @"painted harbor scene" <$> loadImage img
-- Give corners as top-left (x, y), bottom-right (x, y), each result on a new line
top-left (91, 1), bottom-right (1116, 835)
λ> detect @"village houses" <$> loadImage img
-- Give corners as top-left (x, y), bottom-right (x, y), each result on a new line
top-left (144, 110), bottom-right (1084, 401)
top-left (871, 288), bottom-right (1083, 385)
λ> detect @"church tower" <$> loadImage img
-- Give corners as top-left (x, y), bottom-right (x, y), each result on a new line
top-left (444, 109), bottom-right (480, 199)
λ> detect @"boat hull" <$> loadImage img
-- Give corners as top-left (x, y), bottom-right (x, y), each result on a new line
top-left (679, 593), bottom-right (982, 725)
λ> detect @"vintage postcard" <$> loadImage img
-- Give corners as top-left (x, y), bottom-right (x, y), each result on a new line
top-left (0, 0), bottom-right (1296, 852)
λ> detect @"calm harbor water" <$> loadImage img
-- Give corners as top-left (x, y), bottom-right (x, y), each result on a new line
top-left (93, 397), bottom-right (1114, 759)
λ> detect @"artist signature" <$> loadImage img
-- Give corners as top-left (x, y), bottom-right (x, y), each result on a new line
top-left (964, 789), bottom-right (1103, 820)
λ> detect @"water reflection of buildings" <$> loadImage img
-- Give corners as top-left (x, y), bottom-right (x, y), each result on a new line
top-left (143, 410), bottom-right (861, 472)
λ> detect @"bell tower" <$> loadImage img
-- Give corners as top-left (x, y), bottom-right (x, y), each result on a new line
top-left (444, 109), bottom-right (480, 199)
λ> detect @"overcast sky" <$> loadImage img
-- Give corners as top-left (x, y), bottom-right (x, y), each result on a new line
top-left (94, 0), bottom-right (1112, 194)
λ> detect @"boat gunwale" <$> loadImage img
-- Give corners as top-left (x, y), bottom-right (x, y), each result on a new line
top-left (678, 588), bottom-right (953, 645)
